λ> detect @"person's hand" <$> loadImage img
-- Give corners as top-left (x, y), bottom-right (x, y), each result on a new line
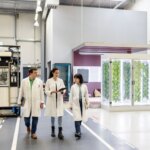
top-left (51, 91), bottom-right (58, 94)
top-left (60, 91), bottom-right (64, 94)
top-left (40, 103), bottom-right (44, 109)
top-left (60, 90), bottom-right (66, 95)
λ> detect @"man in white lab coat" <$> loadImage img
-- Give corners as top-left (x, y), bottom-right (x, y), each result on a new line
top-left (18, 68), bottom-right (44, 139)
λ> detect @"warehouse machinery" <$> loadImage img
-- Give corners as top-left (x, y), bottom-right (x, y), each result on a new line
top-left (0, 45), bottom-right (20, 117)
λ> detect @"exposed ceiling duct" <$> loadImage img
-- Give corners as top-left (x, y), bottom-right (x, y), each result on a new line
top-left (59, 0), bottom-right (134, 9)
top-left (0, 0), bottom-right (45, 14)
top-left (0, 0), bottom-right (135, 14)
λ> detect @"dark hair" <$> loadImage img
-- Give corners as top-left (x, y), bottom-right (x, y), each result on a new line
top-left (28, 67), bottom-right (37, 74)
top-left (49, 67), bottom-right (59, 78)
top-left (74, 74), bottom-right (84, 84)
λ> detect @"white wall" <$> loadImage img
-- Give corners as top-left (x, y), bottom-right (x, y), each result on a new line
top-left (46, 6), bottom-right (147, 65)
top-left (0, 13), bottom-right (41, 67)
top-left (52, 6), bottom-right (82, 64)
top-left (0, 15), bottom-right (16, 45)
top-left (46, 10), bottom-right (54, 64)
top-left (127, 0), bottom-right (150, 54)
top-left (127, 0), bottom-right (150, 44)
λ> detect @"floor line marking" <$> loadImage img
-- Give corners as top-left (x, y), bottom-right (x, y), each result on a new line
top-left (65, 109), bottom-right (115, 150)
top-left (111, 132), bottom-right (136, 149)
top-left (11, 117), bottom-right (20, 150)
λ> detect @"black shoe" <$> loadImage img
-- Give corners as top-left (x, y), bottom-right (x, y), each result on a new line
top-left (74, 133), bottom-right (78, 137)
top-left (75, 132), bottom-right (81, 137)
top-left (75, 133), bottom-right (81, 140)
top-left (58, 127), bottom-right (64, 140)
top-left (51, 126), bottom-right (56, 137)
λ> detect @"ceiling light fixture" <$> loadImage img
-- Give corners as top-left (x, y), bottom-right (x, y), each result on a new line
top-left (37, 0), bottom-right (41, 6)
top-left (112, 0), bottom-right (124, 1)
top-left (34, 21), bottom-right (39, 27)
top-left (34, 13), bottom-right (38, 21)
top-left (79, 52), bottom-right (104, 55)
top-left (36, 6), bottom-right (42, 12)
top-left (34, 0), bottom-right (42, 27)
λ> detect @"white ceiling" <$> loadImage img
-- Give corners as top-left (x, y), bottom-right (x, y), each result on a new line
top-left (0, 0), bottom-right (134, 14)
top-left (0, 0), bottom-right (38, 13)
top-left (59, 0), bottom-right (134, 9)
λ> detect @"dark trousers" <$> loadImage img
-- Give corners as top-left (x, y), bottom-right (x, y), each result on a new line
top-left (75, 121), bottom-right (82, 133)
top-left (79, 99), bottom-right (83, 116)
top-left (24, 116), bottom-right (38, 134)
top-left (74, 99), bottom-right (83, 133)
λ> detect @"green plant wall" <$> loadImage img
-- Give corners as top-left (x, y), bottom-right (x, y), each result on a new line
top-left (133, 61), bottom-right (141, 102)
top-left (142, 63), bottom-right (149, 100)
top-left (102, 62), bottom-right (110, 100)
top-left (112, 61), bottom-right (120, 102)
top-left (123, 62), bottom-right (131, 100)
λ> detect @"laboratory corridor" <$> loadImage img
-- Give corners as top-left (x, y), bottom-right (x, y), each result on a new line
top-left (0, 109), bottom-right (141, 150)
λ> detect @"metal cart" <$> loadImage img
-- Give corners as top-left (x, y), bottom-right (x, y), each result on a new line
top-left (0, 45), bottom-right (20, 117)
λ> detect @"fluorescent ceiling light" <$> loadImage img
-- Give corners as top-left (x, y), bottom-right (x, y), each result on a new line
top-left (79, 52), bottom-right (104, 55)
top-left (34, 13), bottom-right (38, 20)
top-left (37, 0), bottom-right (41, 6)
top-left (34, 21), bottom-right (39, 27)
top-left (36, 6), bottom-right (42, 12)
top-left (112, 0), bottom-right (124, 1)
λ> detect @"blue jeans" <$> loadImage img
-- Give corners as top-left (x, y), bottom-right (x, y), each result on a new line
top-left (51, 116), bottom-right (62, 127)
top-left (75, 121), bottom-right (82, 133)
top-left (24, 116), bottom-right (38, 134)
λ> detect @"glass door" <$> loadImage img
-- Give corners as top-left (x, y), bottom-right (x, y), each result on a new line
top-left (122, 60), bottom-right (132, 105)
top-left (110, 59), bottom-right (132, 106)
top-left (111, 59), bottom-right (121, 105)
top-left (133, 60), bottom-right (150, 105)
top-left (102, 60), bottom-right (110, 105)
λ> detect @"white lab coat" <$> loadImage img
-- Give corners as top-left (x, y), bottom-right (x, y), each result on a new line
top-left (69, 83), bottom-right (89, 122)
top-left (45, 78), bottom-right (65, 117)
top-left (18, 77), bottom-right (44, 117)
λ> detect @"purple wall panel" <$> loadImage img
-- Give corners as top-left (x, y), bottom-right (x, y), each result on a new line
top-left (73, 46), bottom-right (133, 95)
top-left (73, 51), bottom-right (101, 95)
top-left (74, 51), bottom-right (101, 66)
top-left (86, 82), bottom-right (101, 96)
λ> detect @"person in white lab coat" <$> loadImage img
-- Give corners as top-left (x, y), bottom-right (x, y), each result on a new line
top-left (18, 68), bottom-right (44, 139)
top-left (45, 68), bottom-right (66, 140)
top-left (69, 74), bottom-right (89, 140)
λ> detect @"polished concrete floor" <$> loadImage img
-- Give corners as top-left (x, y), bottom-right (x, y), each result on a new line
top-left (88, 109), bottom-right (150, 150)
top-left (17, 112), bottom-right (110, 150)
top-left (0, 108), bottom-right (150, 150)
top-left (0, 118), bottom-right (16, 150)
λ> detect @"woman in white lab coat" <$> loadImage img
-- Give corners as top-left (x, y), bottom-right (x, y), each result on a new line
top-left (45, 68), bottom-right (66, 140)
top-left (69, 74), bottom-right (89, 140)
top-left (18, 68), bottom-right (44, 139)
